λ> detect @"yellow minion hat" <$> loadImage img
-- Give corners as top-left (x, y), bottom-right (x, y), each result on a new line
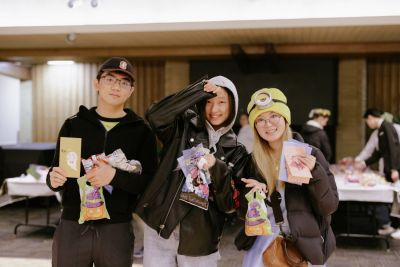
top-left (247, 88), bottom-right (291, 129)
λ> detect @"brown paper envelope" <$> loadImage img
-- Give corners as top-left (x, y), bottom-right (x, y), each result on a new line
top-left (59, 137), bottom-right (82, 178)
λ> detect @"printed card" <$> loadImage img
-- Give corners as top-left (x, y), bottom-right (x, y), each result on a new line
top-left (59, 137), bottom-right (82, 178)
top-left (279, 139), bottom-right (312, 184)
top-left (284, 144), bottom-right (312, 184)
top-left (178, 144), bottom-right (211, 210)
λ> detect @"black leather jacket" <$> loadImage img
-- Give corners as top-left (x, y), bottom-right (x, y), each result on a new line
top-left (136, 79), bottom-right (248, 256)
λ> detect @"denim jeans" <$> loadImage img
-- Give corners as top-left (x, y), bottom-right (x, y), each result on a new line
top-left (143, 223), bottom-right (220, 267)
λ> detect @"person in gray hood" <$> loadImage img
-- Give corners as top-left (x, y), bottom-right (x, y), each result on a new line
top-left (136, 76), bottom-right (248, 267)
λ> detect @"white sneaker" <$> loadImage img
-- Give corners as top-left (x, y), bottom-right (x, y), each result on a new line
top-left (390, 229), bottom-right (400, 239)
top-left (378, 225), bottom-right (395, 235)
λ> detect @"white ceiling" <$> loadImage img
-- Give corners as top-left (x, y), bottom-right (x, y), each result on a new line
top-left (1, 0), bottom-right (400, 29)
top-left (0, 0), bottom-right (400, 63)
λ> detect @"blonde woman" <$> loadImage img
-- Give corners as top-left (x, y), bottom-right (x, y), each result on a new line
top-left (236, 88), bottom-right (338, 267)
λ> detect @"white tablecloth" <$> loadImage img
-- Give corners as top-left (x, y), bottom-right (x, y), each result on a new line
top-left (335, 176), bottom-right (394, 203)
top-left (5, 175), bottom-right (55, 197)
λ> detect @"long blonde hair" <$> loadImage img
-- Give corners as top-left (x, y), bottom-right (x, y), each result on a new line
top-left (252, 123), bottom-right (292, 195)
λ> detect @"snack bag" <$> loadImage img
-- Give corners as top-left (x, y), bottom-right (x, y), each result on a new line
top-left (78, 149), bottom-right (142, 223)
top-left (245, 188), bottom-right (272, 236)
top-left (81, 150), bottom-right (142, 194)
top-left (77, 175), bottom-right (110, 224)
top-left (107, 149), bottom-right (142, 174)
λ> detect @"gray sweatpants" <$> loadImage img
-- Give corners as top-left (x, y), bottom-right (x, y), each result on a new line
top-left (52, 219), bottom-right (134, 267)
top-left (143, 223), bottom-right (220, 267)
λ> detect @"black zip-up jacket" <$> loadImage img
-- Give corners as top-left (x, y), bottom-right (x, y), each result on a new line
top-left (136, 79), bottom-right (248, 256)
top-left (235, 135), bottom-right (338, 265)
top-left (365, 120), bottom-right (400, 181)
top-left (46, 106), bottom-right (158, 224)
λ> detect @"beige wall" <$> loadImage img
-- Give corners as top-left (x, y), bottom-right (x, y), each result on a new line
top-left (32, 63), bottom-right (98, 142)
top-left (126, 61), bottom-right (165, 117)
top-left (31, 60), bottom-right (190, 142)
top-left (165, 61), bottom-right (190, 95)
top-left (336, 58), bottom-right (367, 160)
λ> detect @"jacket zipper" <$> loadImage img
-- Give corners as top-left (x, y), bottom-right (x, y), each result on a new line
top-left (158, 134), bottom-right (216, 235)
top-left (100, 121), bottom-right (124, 152)
top-left (158, 121), bottom-right (191, 236)
top-left (158, 176), bottom-right (184, 236)
top-left (102, 129), bottom-right (108, 153)
top-left (97, 116), bottom-right (130, 153)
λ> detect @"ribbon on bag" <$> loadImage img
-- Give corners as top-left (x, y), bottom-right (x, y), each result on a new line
top-left (244, 188), bottom-right (272, 236)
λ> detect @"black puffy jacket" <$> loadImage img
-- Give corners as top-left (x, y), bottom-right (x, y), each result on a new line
top-left (235, 136), bottom-right (338, 265)
top-left (136, 79), bottom-right (248, 256)
top-left (301, 124), bottom-right (332, 162)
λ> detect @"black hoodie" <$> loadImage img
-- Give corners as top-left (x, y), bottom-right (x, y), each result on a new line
top-left (301, 124), bottom-right (332, 162)
top-left (46, 106), bottom-right (158, 224)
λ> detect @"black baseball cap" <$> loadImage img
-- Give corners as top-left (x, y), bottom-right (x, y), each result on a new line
top-left (98, 57), bottom-right (134, 82)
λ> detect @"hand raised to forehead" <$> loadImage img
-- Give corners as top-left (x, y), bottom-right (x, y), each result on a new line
top-left (204, 81), bottom-right (222, 94)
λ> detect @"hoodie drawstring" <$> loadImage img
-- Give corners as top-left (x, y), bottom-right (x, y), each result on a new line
top-left (80, 223), bottom-right (99, 238)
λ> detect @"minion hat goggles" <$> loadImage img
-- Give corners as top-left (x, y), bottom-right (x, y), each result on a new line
top-left (248, 91), bottom-right (287, 114)
top-left (247, 88), bottom-right (291, 128)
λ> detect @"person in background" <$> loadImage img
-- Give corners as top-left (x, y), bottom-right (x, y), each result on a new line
top-left (357, 108), bottom-right (400, 183)
top-left (356, 108), bottom-right (400, 236)
top-left (136, 76), bottom-right (248, 267)
top-left (235, 88), bottom-right (338, 267)
top-left (301, 108), bottom-right (332, 162)
top-left (47, 57), bottom-right (158, 267)
top-left (237, 113), bottom-right (253, 153)
top-left (356, 111), bottom-right (400, 175)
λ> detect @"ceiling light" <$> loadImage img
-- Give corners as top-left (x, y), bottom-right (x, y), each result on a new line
top-left (91, 0), bottom-right (98, 8)
top-left (68, 0), bottom-right (99, 8)
top-left (65, 33), bottom-right (77, 44)
top-left (67, 0), bottom-right (82, 8)
top-left (47, 60), bottom-right (75, 66)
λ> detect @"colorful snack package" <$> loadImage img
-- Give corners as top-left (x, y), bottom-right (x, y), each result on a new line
top-left (77, 175), bottom-right (110, 224)
top-left (245, 189), bottom-right (272, 236)
top-left (78, 150), bottom-right (142, 223)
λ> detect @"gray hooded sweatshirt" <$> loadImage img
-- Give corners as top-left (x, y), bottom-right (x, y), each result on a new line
top-left (205, 75), bottom-right (239, 149)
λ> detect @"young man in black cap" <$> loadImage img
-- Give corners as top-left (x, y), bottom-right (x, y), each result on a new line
top-left (47, 57), bottom-right (157, 267)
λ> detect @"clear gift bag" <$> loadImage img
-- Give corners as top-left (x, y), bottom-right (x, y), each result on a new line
top-left (77, 175), bottom-right (110, 224)
top-left (244, 188), bottom-right (272, 236)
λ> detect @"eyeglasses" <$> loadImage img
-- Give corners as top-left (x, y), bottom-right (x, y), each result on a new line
top-left (255, 113), bottom-right (282, 127)
top-left (100, 75), bottom-right (132, 91)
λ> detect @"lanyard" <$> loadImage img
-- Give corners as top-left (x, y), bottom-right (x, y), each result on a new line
top-left (265, 190), bottom-right (285, 235)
